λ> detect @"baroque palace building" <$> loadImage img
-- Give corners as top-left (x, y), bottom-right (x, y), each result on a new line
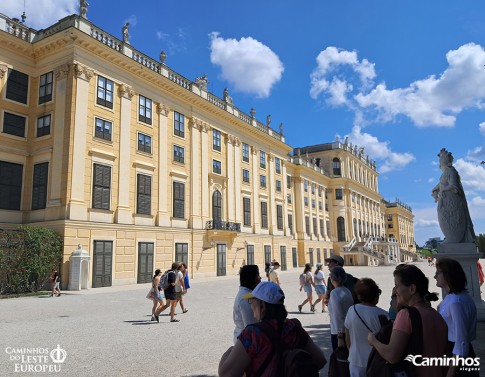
top-left (0, 12), bottom-right (416, 288)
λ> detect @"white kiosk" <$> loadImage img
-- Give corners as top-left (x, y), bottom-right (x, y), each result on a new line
top-left (68, 244), bottom-right (90, 290)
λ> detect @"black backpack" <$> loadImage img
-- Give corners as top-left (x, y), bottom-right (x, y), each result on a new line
top-left (157, 270), bottom-right (171, 290)
top-left (254, 320), bottom-right (319, 377)
top-left (366, 307), bottom-right (423, 377)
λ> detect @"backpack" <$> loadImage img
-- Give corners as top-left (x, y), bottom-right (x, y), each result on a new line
top-left (255, 320), bottom-right (319, 377)
top-left (299, 273), bottom-right (307, 287)
top-left (158, 270), bottom-right (171, 290)
top-left (366, 307), bottom-right (423, 377)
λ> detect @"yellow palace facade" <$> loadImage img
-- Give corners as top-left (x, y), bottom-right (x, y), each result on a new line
top-left (0, 13), bottom-right (415, 288)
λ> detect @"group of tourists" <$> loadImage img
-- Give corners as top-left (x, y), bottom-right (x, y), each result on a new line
top-left (220, 256), bottom-right (479, 377)
top-left (148, 262), bottom-right (189, 323)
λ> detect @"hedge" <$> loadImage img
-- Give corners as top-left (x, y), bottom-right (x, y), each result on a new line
top-left (0, 226), bottom-right (63, 295)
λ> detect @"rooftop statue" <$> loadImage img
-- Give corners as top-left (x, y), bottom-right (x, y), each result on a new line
top-left (79, 0), bottom-right (89, 19)
top-left (432, 148), bottom-right (475, 243)
top-left (122, 22), bottom-right (130, 44)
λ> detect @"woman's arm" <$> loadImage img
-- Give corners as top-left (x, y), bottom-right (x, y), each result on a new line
top-left (218, 341), bottom-right (250, 377)
top-left (367, 329), bottom-right (409, 364)
top-left (345, 328), bottom-right (351, 350)
top-left (303, 337), bottom-right (327, 370)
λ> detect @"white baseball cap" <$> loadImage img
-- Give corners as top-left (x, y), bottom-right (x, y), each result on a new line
top-left (242, 281), bottom-right (285, 304)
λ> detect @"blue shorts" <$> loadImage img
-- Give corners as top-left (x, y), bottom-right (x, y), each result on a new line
top-left (154, 290), bottom-right (165, 301)
top-left (315, 285), bottom-right (326, 295)
top-left (303, 285), bottom-right (313, 294)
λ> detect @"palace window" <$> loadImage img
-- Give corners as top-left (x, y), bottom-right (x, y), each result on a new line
top-left (96, 76), bottom-right (113, 109)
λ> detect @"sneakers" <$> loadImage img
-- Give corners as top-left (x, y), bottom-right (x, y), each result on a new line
top-left (310, 305), bottom-right (315, 312)
top-left (150, 315), bottom-right (156, 321)
top-left (298, 305), bottom-right (302, 313)
top-left (170, 318), bottom-right (180, 322)
top-left (154, 315), bottom-right (159, 323)
top-left (182, 309), bottom-right (188, 314)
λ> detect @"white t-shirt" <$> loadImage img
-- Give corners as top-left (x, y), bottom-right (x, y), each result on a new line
top-left (233, 286), bottom-right (257, 343)
top-left (269, 269), bottom-right (280, 283)
top-left (314, 270), bottom-right (326, 285)
top-left (174, 270), bottom-right (184, 292)
top-left (328, 286), bottom-right (353, 334)
top-left (344, 304), bottom-right (389, 367)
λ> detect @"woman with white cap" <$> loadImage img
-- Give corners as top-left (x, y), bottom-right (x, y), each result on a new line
top-left (312, 263), bottom-right (327, 312)
top-left (218, 281), bottom-right (327, 377)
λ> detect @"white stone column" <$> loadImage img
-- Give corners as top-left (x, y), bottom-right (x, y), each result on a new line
top-left (68, 63), bottom-right (94, 221)
top-left (200, 123), bottom-right (210, 224)
top-left (116, 84), bottom-right (135, 224)
top-left (294, 177), bottom-right (305, 239)
top-left (48, 64), bottom-right (69, 207)
top-left (267, 154), bottom-right (278, 234)
top-left (226, 135), bottom-right (235, 222)
top-left (190, 118), bottom-right (203, 229)
top-left (157, 103), bottom-right (170, 226)
top-left (251, 146), bottom-right (260, 233)
top-left (233, 137), bottom-right (242, 224)
top-left (282, 161), bottom-right (290, 235)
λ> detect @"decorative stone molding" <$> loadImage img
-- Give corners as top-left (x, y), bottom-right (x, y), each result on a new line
top-left (0, 64), bottom-right (8, 79)
top-left (227, 134), bottom-right (241, 147)
top-left (268, 153), bottom-right (275, 162)
top-left (156, 102), bottom-right (169, 116)
top-left (73, 63), bottom-right (94, 82)
top-left (118, 84), bottom-right (134, 100)
top-left (251, 146), bottom-right (258, 155)
top-left (192, 117), bottom-right (210, 133)
top-left (54, 64), bottom-right (70, 80)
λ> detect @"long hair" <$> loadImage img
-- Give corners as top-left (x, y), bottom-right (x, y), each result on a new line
top-left (393, 264), bottom-right (438, 302)
top-left (435, 258), bottom-right (467, 293)
top-left (303, 263), bottom-right (311, 274)
top-left (261, 302), bottom-right (288, 324)
top-left (153, 269), bottom-right (161, 280)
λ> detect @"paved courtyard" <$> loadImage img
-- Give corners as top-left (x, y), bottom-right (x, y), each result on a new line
top-left (1, 260), bottom-right (484, 376)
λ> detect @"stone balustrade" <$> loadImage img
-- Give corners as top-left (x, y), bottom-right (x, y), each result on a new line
top-left (90, 27), bottom-right (121, 51)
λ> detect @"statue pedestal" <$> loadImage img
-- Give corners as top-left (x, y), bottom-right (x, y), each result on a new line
top-left (436, 243), bottom-right (485, 320)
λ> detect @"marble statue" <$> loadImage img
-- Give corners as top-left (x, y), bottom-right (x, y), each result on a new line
top-left (80, 0), bottom-right (89, 18)
top-left (195, 73), bottom-right (208, 90)
top-left (432, 148), bottom-right (475, 243)
top-left (279, 123), bottom-right (283, 135)
top-left (122, 22), bottom-right (130, 44)
top-left (223, 88), bottom-right (233, 104)
top-left (266, 114), bottom-right (271, 126)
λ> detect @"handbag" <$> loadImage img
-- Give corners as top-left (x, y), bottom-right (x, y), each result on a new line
top-left (328, 342), bottom-right (350, 377)
top-left (146, 287), bottom-right (154, 300)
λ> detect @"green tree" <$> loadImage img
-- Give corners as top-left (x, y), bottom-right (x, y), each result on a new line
top-left (476, 233), bottom-right (485, 254)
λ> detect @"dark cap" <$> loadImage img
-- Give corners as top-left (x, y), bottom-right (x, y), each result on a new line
top-left (325, 255), bottom-right (344, 266)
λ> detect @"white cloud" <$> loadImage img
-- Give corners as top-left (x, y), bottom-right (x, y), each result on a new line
top-left (345, 126), bottom-right (415, 173)
top-left (310, 47), bottom-right (375, 106)
top-left (454, 158), bottom-right (485, 192)
top-left (311, 43), bottom-right (485, 128)
top-left (415, 218), bottom-right (439, 227)
top-left (428, 178), bottom-right (435, 183)
top-left (156, 27), bottom-right (188, 55)
top-left (209, 32), bottom-right (284, 98)
top-left (0, 0), bottom-right (77, 30)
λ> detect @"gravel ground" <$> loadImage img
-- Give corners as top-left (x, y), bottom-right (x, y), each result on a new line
top-left (1, 261), bottom-right (483, 376)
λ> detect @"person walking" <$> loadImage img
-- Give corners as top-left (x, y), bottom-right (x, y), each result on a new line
top-left (435, 258), bottom-right (478, 377)
top-left (368, 264), bottom-right (448, 377)
top-left (324, 255), bottom-right (358, 304)
top-left (50, 268), bottom-right (61, 297)
top-left (219, 281), bottom-right (327, 376)
top-left (269, 261), bottom-right (281, 285)
top-left (174, 263), bottom-right (187, 314)
top-left (155, 262), bottom-right (180, 323)
top-left (233, 265), bottom-right (261, 343)
top-left (298, 263), bottom-right (315, 313)
top-left (150, 269), bottom-right (166, 322)
top-left (344, 278), bottom-right (388, 377)
top-left (312, 263), bottom-right (327, 312)
top-left (328, 266), bottom-right (353, 351)
top-left (177, 263), bottom-right (189, 314)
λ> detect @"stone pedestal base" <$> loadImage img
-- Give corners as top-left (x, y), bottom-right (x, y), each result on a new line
top-left (436, 243), bottom-right (485, 320)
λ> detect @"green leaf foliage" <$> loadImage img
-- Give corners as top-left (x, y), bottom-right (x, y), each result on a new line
top-left (0, 226), bottom-right (63, 295)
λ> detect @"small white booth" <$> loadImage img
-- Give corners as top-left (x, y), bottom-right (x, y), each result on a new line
top-left (68, 244), bottom-right (90, 290)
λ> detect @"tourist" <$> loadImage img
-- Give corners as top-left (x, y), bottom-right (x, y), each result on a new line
top-left (155, 262), bottom-right (180, 323)
top-left (435, 258), bottom-right (478, 377)
top-left (150, 269), bottom-right (165, 322)
top-left (368, 264), bottom-right (448, 377)
top-left (218, 281), bottom-right (327, 376)
top-left (174, 263), bottom-right (187, 314)
top-left (177, 263), bottom-right (189, 314)
top-left (269, 261), bottom-right (281, 285)
top-left (328, 266), bottom-right (353, 351)
top-left (233, 265), bottom-right (260, 343)
top-left (344, 278), bottom-right (388, 377)
top-left (298, 263), bottom-right (315, 313)
top-left (312, 263), bottom-right (327, 312)
top-left (264, 262), bottom-right (272, 282)
top-left (324, 255), bottom-right (359, 304)
top-left (50, 268), bottom-right (61, 297)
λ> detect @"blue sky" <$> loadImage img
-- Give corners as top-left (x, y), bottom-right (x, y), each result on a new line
top-left (2, 0), bottom-right (485, 246)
